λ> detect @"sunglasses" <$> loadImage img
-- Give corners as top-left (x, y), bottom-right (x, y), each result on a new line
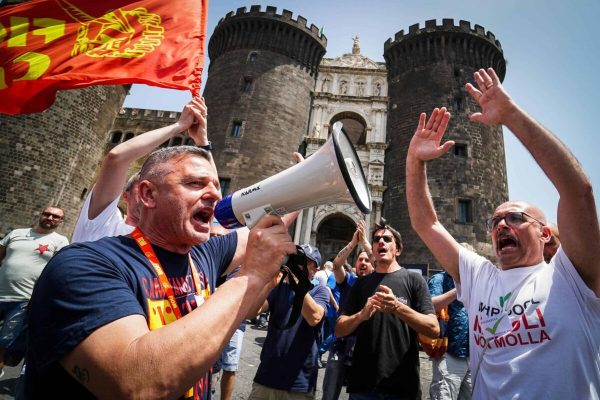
top-left (486, 211), bottom-right (544, 231)
top-left (373, 235), bottom-right (394, 243)
top-left (41, 211), bottom-right (63, 220)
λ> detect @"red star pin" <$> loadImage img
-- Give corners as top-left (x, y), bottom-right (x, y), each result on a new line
top-left (36, 244), bottom-right (49, 255)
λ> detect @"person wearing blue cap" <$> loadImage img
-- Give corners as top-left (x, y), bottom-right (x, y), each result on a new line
top-left (249, 244), bottom-right (330, 399)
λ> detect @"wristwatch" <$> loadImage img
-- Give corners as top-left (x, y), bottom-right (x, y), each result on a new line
top-left (199, 141), bottom-right (212, 151)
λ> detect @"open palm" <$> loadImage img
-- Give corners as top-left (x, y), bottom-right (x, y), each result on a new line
top-left (409, 107), bottom-right (454, 161)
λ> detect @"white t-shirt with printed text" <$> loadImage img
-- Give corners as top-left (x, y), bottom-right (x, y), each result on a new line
top-left (456, 247), bottom-right (600, 399)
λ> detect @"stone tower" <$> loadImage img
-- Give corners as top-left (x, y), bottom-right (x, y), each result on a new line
top-left (203, 5), bottom-right (327, 193)
top-left (383, 19), bottom-right (508, 271)
top-left (0, 85), bottom-right (128, 237)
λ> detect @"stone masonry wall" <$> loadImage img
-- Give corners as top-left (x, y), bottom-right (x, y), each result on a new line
top-left (0, 85), bottom-right (128, 238)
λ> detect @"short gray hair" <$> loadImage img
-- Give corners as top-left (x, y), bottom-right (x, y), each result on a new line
top-left (140, 146), bottom-right (211, 183)
top-left (124, 173), bottom-right (140, 193)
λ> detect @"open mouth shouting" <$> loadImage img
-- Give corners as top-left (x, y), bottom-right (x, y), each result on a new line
top-left (193, 207), bottom-right (213, 226)
top-left (496, 231), bottom-right (519, 253)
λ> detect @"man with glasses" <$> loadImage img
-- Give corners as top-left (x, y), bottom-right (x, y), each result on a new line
top-left (335, 220), bottom-right (438, 399)
top-left (0, 206), bottom-right (68, 377)
top-left (406, 68), bottom-right (600, 398)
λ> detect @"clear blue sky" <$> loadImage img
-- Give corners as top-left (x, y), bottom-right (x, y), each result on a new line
top-left (125, 0), bottom-right (600, 224)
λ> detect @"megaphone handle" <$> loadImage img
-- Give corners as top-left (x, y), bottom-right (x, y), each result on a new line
top-left (244, 205), bottom-right (280, 228)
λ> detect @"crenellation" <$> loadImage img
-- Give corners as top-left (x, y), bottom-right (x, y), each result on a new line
top-left (409, 23), bottom-right (419, 34)
top-left (282, 9), bottom-right (292, 19)
top-left (442, 18), bottom-right (454, 28)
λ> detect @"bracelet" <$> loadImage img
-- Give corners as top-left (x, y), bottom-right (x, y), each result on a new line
top-left (199, 141), bottom-right (212, 151)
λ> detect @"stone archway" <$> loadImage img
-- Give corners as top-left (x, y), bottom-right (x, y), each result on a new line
top-left (330, 111), bottom-right (367, 145)
top-left (315, 214), bottom-right (356, 264)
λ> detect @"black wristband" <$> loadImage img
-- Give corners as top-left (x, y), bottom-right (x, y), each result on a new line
top-left (199, 141), bottom-right (212, 151)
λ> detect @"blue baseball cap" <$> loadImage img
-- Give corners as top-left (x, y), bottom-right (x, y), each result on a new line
top-left (300, 244), bottom-right (321, 267)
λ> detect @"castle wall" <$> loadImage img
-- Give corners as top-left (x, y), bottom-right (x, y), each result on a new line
top-left (0, 85), bottom-right (128, 238)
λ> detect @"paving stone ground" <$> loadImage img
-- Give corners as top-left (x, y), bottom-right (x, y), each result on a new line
top-left (0, 324), bottom-right (434, 399)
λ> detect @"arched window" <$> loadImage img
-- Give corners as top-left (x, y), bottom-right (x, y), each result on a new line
top-left (330, 112), bottom-right (368, 146)
top-left (124, 132), bottom-right (135, 141)
top-left (110, 131), bottom-right (123, 143)
top-left (316, 214), bottom-right (357, 263)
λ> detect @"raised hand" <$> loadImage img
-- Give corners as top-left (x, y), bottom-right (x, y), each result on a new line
top-left (185, 97), bottom-right (208, 145)
top-left (408, 107), bottom-right (453, 162)
top-left (465, 68), bottom-right (514, 125)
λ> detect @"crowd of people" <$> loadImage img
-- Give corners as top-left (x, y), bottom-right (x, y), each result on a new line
top-left (0, 67), bottom-right (598, 400)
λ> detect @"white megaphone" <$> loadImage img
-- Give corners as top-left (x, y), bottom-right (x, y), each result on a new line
top-left (215, 121), bottom-right (372, 228)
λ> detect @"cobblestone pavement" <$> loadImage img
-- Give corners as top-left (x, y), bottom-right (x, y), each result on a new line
top-left (212, 324), bottom-right (433, 400)
top-left (0, 324), bottom-right (434, 399)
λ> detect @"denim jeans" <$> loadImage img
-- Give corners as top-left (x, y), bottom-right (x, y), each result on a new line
top-left (322, 343), bottom-right (347, 400)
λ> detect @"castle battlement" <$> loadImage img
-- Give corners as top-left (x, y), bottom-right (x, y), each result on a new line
top-left (384, 18), bottom-right (505, 81)
top-left (219, 5), bottom-right (326, 45)
top-left (118, 108), bottom-right (181, 122)
top-left (209, 5), bottom-right (327, 76)
top-left (384, 19), bottom-right (501, 51)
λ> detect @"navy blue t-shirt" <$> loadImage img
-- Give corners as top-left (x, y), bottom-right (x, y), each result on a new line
top-left (24, 233), bottom-right (237, 400)
top-left (253, 283), bottom-right (329, 393)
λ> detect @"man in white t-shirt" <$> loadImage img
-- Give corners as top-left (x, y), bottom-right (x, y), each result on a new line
top-left (0, 206), bottom-right (69, 376)
top-left (72, 97), bottom-right (212, 243)
top-left (406, 68), bottom-right (600, 399)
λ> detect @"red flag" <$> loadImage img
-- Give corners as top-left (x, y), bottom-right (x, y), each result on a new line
top-left (0, 0), bottom-right (207, 114)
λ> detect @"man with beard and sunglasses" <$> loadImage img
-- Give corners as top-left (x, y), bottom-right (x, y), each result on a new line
top-left (0, 207), bottom-right (68, 377)
top-left (335, 220), bottom-right (438, 399)
top-left (406, 68), bottom-right (600, 399)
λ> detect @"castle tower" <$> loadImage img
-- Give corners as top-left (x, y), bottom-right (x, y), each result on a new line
top-left (203, 5), bottom-right (327, 193)
top-left (0, 85), bottom-right (128, 237)
top-left (383, 19), bottom-right (508, 271)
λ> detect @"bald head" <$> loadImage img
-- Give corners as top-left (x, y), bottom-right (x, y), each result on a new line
top-left (495, 201), bottom-right (547, 226)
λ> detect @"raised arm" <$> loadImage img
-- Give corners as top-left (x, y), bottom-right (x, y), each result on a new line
top-left (466, 68), bottom-right (600, 295)
top-left (88, 97), bottom-right (208, 219)
top-left (333, 226), bottom-right (359, 283)
top-left (406, 108), bottom-right (462, 282)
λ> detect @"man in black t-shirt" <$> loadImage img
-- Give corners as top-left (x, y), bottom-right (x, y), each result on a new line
top-left (335, 220), bottom-right (438, 399)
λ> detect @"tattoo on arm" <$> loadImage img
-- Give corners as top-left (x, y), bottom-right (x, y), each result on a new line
top-left (337, 243), bottom-right (354, 261)
top-left (73, 365), bottom-right (90, 384)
